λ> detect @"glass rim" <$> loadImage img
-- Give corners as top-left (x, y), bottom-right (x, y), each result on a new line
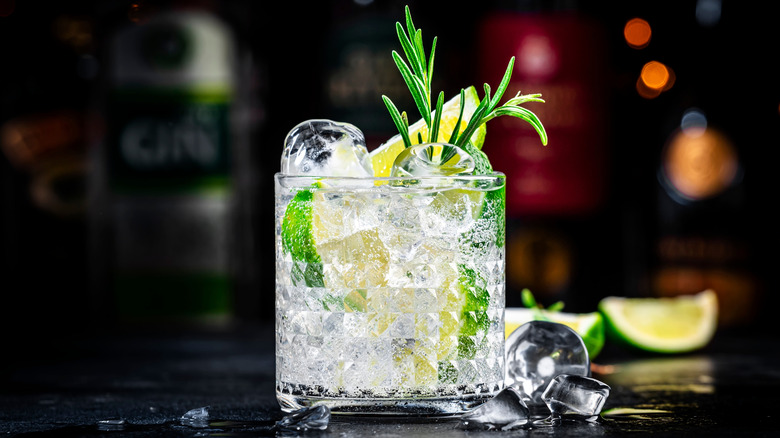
top-left (274, 171), bottom-right (505, 182)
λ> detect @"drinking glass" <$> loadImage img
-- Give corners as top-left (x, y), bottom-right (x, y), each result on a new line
top-left (275, 173), bottom-right (506, 415)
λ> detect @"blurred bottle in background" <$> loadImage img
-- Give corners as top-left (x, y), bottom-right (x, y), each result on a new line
top-left (610, 1), bottom-right (769, 331)
top-left (88, 0), bottom-right (262, 328)
top-left (649, 107), bottom-right (759, 328)
top-left (477, 1), bottom-right (614, 311)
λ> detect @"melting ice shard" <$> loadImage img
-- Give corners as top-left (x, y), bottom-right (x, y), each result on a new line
top-left (459, 386), bottom-right (530, 431)
top-left (541, 374), bottom-right (611, 422)
top-left (505, 321), bottom-right (590, 406)
top-left (180, 406), bottom-right (209, 428)
top-left (281, 119), bottom-right (373, 177)
top-left (275, 405), bottom-right (331, 432)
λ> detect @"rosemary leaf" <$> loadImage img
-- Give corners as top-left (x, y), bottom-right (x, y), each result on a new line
top-left (405, 5), bottom-right (416, 46)
top-left (391, 51), bottom-right (431, 125)
top-left (382, 95), bottom-right (412, 147)
top-left (489, 57), bottom-right (515, 111)
top-left (521, 288), bottom-right (538, 308)
top-left (504, 92), bottom-right (545, 106)
top-left (486, 106), bottom-right (548, 145)
top-left (430, 91), bottom-right (444, 143)
top-left (453, 90), bottom-right (490, 148)
top-left (396, 22), bottom-right (422, 80)
top-left (449, 88), bottom-right (466, 145)
top-left (427, 37), bottom-right (437, 95)
top-left (414, 29), bottom-right (427, 81)
top-left (547, 301), bottom-right (565, 312)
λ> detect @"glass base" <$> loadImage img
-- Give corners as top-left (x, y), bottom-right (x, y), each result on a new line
top-left (277, 390), bottom-right (496, 416)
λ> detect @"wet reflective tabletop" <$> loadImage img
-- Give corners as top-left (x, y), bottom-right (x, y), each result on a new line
top-left (2, 323), bottom-right (778, 437)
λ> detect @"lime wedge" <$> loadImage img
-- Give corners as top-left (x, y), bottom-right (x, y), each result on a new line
top-left (598, 289), bottom-right (718, 354)
top-left (504, 307), bottom-right (606, 359)
top-left (280, 184), bottom-right (389, 308)
top-left (280, 188), bottom-right (324, 288)
top-left (369, 86), bottom-right (486, 177)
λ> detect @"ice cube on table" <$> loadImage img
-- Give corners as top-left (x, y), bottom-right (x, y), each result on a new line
top-left (96, 419), bottom-right (125, 431)
top-left (180, 406), bottom-right (209, 428)
top-left (390, 143), bottom-right (474, 177)
top-left (505, 320), bottom-right (590, 407)
top-left (459, 386), bottom-right (530, 431)
top-left (541, 374), bottom-right (611, 422)
top-left (281, 119), bottom-right (373, 177)
top-left (275, 405), bottom-right (330, 432)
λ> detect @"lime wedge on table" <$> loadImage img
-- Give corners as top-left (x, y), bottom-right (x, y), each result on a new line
top-left (598, 290), bottom-right (718, 354)
top-left (369, 86), bottom-right (486, 177)
top-left (504, 307), bottom-right (606, 359)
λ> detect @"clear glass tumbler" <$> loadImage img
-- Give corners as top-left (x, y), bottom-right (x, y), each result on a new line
top-left (274, 173), bottom-right (506, 415)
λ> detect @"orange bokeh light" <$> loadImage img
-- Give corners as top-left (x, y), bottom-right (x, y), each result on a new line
top-left (662, 126), bottom-right (739, 201)
top-left (641, 61), bottom-right (670, 90)
top-left (636, 61), bottom-right (675, 99)
top-left (624, 18), bottom-right (652, 49)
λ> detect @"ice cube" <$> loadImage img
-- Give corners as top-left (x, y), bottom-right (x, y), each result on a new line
top-left (541, 374), bottom-right (610, 422)
top-left (96, 419), bottom-right (125, 431)
top-left (275, 405), bottom-right (331, 432)
top-left (281, 119), bottom-right (373, 177)
top-left (505, 321), bottom-right (590, 407)
top-left (458, 386), bottom-right (530, 431)
top-left (390, 143), bottom-right (474, 177)
top-left (180, 406), bottom-right (209, 428)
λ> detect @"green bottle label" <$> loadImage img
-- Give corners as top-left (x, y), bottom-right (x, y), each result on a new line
top-left (107, 90), bottom-right (232, 194)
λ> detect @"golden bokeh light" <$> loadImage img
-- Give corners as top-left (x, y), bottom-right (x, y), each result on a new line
top-left (661, 126), bottom-right (739, 201)
top-left (624, 17), bottom-right (652, 49)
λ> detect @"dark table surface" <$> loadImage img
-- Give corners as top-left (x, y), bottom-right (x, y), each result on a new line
top-left (2, 321), bottom-right (779, 437)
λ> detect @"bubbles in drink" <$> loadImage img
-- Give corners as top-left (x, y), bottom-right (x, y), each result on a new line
top-left (505, 321), bottom-right (590, 406)
top-left (281, 119), bottom-right (373, 177)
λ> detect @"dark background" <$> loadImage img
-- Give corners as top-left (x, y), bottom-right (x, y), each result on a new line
top-left (1, 0), bottom-right (778, 348)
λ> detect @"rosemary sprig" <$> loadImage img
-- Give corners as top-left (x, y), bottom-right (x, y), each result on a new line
top-left (381, 5), bottom-right (444, 148)
top-left (383, 5), bottom-right (548, 159)
top-left (452, 57), bottom-right (548, 148)
top-left (521, 288), bottom-right (565, 321)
